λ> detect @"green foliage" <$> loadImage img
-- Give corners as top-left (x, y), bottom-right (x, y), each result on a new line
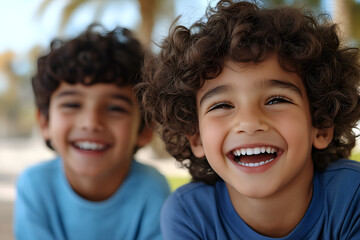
top-left (167, 175), bottom-right (191, 192)
top-left (262, 0), bottom-right (321, 8)
top-left (350, 151), bottom-right (360, 162)
top-left (350, 1), bottom-right (360, 43)
top-left (265, 0), bottom-right (360, 46)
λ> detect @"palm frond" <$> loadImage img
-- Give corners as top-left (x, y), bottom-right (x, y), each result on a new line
top-left (34, 0), bottom-right (54, 17)
top-left (350, 1), bottom-right (360, 44)
top-left (59, 0), bottom-right (90, 32)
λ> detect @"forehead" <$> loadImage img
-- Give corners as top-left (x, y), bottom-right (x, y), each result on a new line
top-left (52, 82), bottom-right (136, 103)
top-left (197, 56), bottom-right (304, 100)
top-left (54, 82), bottom-right (134, 95)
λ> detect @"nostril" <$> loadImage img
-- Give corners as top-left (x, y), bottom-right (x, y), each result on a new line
top-left (79, 115), bottom-right (104, 132)
top-left (233, 123), bottom-right (268, 135)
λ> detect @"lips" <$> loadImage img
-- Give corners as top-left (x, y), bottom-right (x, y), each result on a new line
top-left (227, 146), bottom-right (278, 167)
top-left (72, 141), bottom-right (109, 151)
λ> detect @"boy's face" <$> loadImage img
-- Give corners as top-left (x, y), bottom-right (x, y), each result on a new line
top-left (38, 82), bottom-right (151, 181)
top-left (189, 55), bottom-right (333, 200)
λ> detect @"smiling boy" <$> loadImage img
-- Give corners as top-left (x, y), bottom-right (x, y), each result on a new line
top-left (138, 0), bottom-right (360, 239)
top-left (14, 25), bottom-right (170, 240)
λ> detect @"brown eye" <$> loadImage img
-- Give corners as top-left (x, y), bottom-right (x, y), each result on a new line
top-left (267, 96), bottom-right (292, 105)
top-left (208, 102), bottom-right (233, 112)
top-left (107, 104), bottom-right (130, 114)
top-left (61, 102), bottom-right (80, 108)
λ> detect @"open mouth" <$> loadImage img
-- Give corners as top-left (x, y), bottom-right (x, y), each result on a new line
top-left (72, 141), bottom-right (109, 152)
top-left (228, 146), bottom-right (278, 167)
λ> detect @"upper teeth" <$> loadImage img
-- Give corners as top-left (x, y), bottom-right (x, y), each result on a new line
top-left (75, 141), bottom-right (106, 150)
top-left (233, 146), bottom-right (277, 156)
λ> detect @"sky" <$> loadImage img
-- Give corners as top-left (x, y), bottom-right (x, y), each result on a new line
top-left (0, 0), bottom-right (339, 94)
top-left (0, 0), bottom-right (207, 94)
top-left (0, 0), bottom-right (210, 54)
top-left (0, 0), bottom-right (337, 55)
top-left (2, 0), bottom-right (360, 144)
top-left (1, 0), bottom-right (359, 137)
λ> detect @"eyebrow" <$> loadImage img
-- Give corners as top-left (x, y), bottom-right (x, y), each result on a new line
top-left (199, 79), bottom-right (302, 106)
top-left (199, 85), bottom-right (232, 106)
top-left (55, 90), bottom-right (134, 105)
top-left (110, 94), bottom-right (134, 105)
top-left (264, 79), bottom-right (303, 97)
top-left (54, 90), bottom-right (78, 99)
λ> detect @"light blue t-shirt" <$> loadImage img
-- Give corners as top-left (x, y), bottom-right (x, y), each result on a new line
top-left (15, 157), bottom-right (171, 240)
top-left (161, 159), bottom-right (360, 240)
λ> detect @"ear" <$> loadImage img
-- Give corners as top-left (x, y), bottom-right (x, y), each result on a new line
top-left (187, 132), bottom-right (205, 158)
top-left (136, 126), bottom-right (153, 148)
top-left (37, 110), bottom-right (50, 141)
top-left (313, 127), bottom-right (334, 149)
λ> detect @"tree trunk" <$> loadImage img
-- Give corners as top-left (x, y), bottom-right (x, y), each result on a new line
top-left (332, 0), bottom-right (351, 42)
top-left (137, 0), bottom-right (157, 48)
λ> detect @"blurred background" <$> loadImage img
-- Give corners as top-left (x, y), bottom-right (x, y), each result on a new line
top-left (0, 0), bottom-right (360, 239)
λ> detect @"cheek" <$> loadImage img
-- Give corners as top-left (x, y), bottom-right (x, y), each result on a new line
top-left (49, 112), bottom-right (68, 135)
top-left (200, 118), bottom-right (225, 141)
top-left (113, 120), bottom-right (139, 145)
top-left (276, 111), bottom-right (314, 151)
top-left (199, 118), bottom-right (227, 160)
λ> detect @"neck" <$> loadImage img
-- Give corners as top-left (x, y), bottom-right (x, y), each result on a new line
top-left (66, 164), bottom-right (131, 202)
top-left (227, 166), bottom-right (314, 237)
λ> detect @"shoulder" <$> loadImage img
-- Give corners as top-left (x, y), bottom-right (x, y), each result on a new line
top-left (320, 159), bottom-right (360, 183)
top-left (128, 160), bottom-right (170, 194)
top-left (131, 160), bottom-right (167, 183)
top-left (314, 159), bottom-right (360, 237)
top-left (17, 158), bottom-right (61, 186)
top-left (161, 181), bottom-right (227, 238)
top-left (16, 158), bottom-right (63, 203)
top-left (162, 181), bottom-right (218, 217)
top-left (316, 159), bottom-right (360, 206)
top-left (172, 181), bottom-right (216, 199)
top-left (326, 158), bottom-right (360, 171)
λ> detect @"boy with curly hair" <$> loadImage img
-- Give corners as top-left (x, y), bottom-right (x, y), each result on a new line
top-left (138, 0), bottom-right (360, 239)
top-left (14, 25), bottom-right (170, 240)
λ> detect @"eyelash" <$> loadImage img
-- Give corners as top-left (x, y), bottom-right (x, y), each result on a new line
top-left (59, 102), bottom-right (129, 114)
top-left (107, 105), bottom-right (129, 113)
top-left (207, 101), bottom-right (234, 112)
top-left (61, 102), bottom-right (80, 108)
top-left (266, 96), bottom-right (292, 105)
top-left (207, 95), bottom-right (292, 112)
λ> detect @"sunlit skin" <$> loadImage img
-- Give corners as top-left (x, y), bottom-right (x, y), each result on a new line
top-left (188, 55), bottom-right (333, 237)
top-left (38, 82), bottom-right (152, 201)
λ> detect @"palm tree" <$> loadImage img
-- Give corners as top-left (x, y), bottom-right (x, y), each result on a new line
top-left (265, 0), bottom-right (360, 45)
top-left (0, 51), bottom-right (20, 136)
top-left (348, 0), bottom-right (360, 43)
top-left (35, 0), bottom-right (174, 48)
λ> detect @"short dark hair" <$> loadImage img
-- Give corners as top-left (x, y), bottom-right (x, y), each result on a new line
top-left (33, 24), bottom-right (146, 149)
top-left (138, 0), bottom-right (360, 184)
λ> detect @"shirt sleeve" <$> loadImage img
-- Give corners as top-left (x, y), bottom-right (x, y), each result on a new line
top-left (14, 171), bottom-right (56, 240)
top-left (346, 218), bottom-right (360, 240)
top-left (345, 184), bottom-right (360, 240)
top-left (137, 173), bottom-right (171, 240)
top-left (160, 192), bottom-right (202, 240)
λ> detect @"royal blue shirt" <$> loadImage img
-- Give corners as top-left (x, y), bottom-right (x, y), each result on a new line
top-left (161, 159), bottom-right (360, 239)
top-left (15, 157), bottom-right (170, 240)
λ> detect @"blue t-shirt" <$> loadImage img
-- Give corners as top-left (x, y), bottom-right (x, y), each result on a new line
top-left (161, 159), bottom-right (360, 240)
top-left (15, 157), bottom-right (171, 240)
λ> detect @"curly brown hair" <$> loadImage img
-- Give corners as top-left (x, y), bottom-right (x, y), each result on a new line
top-left (138, 0), bottom-right (360, 184)
top-left (33, 24), bottom-right (146, 149)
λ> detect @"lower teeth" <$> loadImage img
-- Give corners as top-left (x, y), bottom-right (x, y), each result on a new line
top-left (237, 158), bottom-right (274, 167)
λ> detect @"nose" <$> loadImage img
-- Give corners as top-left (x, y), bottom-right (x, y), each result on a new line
top-left (79, 108), bottom-right (104, 132)
top-left (232, 107), bottom-right (269, 135)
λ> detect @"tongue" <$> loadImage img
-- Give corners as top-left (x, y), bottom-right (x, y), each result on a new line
top-left (236, 153), bottom-right (275, 164)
